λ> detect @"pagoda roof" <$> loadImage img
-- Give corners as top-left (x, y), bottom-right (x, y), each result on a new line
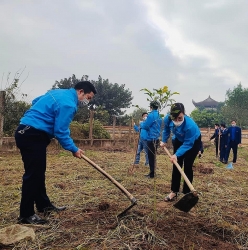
top-left (192, 95), bottom-right (220, 108)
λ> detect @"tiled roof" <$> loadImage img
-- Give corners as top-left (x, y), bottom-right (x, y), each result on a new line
top-left (192, 95), bottom-right (220, 108)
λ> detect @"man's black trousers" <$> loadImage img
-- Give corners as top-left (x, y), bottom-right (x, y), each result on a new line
top-left (147, 139), bottom-right (159, 177)
top-left (15, 125), bottom-right (52, 218)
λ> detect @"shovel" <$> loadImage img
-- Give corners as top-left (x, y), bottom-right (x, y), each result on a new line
top-left (162, 147), bottom-right (199, 212)
top-left (81, 155), bottom-right (137, 217)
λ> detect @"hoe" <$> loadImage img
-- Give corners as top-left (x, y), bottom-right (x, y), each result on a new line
top-left (162, 147), bottom-right (199, 212)
top-left (81, 155), bottom-right (137, 218)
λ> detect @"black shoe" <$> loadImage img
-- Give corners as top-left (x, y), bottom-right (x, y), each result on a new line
top-left (38, 204), bottom-right (66, 214)
top-left (223, 161), bottom-right (228, 164)
top-left (144, 174), bottom-right (154, 179)
top-left (18, 214), bottom-right (48, 225)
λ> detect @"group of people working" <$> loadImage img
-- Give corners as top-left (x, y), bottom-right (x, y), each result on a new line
top-left (133, 102), bottom-right (201, 201)
top-left (13, 79), bottom-right (242, 225)
top-left (210, 122), bottom-right (242, 164)
top-left (134, 103), bottom-right (242, 202)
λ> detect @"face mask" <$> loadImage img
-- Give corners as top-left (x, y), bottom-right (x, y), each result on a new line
top-left (172, 117), bottom-right (184, 127)
top-left (80, 98), bottom-right (89, 106)
top-left (143, 117), bottom-right (147, 121)
top-left (231, 123), bottom-right (236, 127)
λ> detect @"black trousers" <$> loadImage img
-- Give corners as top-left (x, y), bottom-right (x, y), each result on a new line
top-left (15, 124), bottom-right (52, 217)
top-left (171, 136), bottom-right (201, 194)
top-left (214, 139), bottom-right (219, 157)
top-left (225, 140), bottom-right (238, 163)
top-left (147, 139), bottom-right (159, 177)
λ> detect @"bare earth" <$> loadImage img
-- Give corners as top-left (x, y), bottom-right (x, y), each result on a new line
top-left (0, 143), bottom-right (248, 249)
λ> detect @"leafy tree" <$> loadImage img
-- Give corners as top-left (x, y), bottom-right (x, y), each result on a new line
top-left (69, 120), bottom-right (110, 139)
top-left (222, 83), bottom-right (248, 127)
top-left (52, 74), bottom-right (89, 89)
top-left (93, 106), bottom-right (110, 125)
top-left (114, 114), bottom-right (132, 126)
top-left (131, 107), bottom-right (148, 124)
top-left (90, 76), bottom-right (133, 117)
top-left (190, 109), bottom-right (224, 128)
top-left (73, 105), bottom-right (89, 124)
top-left (53, 74), bottom-right (133, 125)
top-left (2, 71), bottom-right (31, 136)
top-left (137, 86), bottom-right (179, 116)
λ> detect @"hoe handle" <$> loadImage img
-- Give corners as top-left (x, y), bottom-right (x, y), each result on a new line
top-left (81, 155), bottom-right (136, 204)
top-left (163, 147), bottom-right (196, 193)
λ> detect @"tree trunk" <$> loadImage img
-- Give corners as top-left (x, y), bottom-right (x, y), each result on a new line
top-left (112, 115), bottom-right (116, 145)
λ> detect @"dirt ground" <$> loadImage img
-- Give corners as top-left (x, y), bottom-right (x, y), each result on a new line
top-left (1, 143), bottom-right (248, 249)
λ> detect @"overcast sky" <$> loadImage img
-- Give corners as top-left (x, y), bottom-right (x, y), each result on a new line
top-left (1, 0), bottom-right (248, 115)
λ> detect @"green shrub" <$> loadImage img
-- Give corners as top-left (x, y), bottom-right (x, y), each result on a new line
top-left (70, 120), bottom-right (110, 139)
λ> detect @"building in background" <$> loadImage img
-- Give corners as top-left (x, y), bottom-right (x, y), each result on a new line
top-left (192, 96), bottom-right (220, 110)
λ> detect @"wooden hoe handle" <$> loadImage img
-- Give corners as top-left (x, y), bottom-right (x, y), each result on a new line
top-left (162, 147), bottom-right (197, 193)
top-left (81, 154), bottom-right (136, 204)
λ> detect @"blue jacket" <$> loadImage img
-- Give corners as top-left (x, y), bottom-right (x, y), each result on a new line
top-left (134, 123), bottom-right (148, 140)
top-left (20, 88), bottom-right (79, 153)
top-left (210, 128), bottom-right (220, 142)
top-left (220, 128), bottom-right (228, 146)
top-left (140, 110), bottom-right (162, 141)
top-left (162, 114), bottom-right (201, 157)
top-left (227, 126), bottom-right (241, 144)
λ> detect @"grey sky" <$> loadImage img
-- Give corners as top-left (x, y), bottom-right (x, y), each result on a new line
top-left (1, 0), bottom-right (248, 115)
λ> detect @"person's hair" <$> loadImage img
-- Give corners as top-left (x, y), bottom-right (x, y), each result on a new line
top-left (214, 123), bottom-right (219, 126)
top-left (170, 103), bottom-right (185, 119)
top-left (150, 100), bottom-right (159, 110)
top-left (231, 119), bottom-right (236, 123)
top-left (220, 123), bottom-right (226, 128)
top-left (142, 112), bottom-right (148, 117)
top-left (74, 81), bottom-right (97, 94)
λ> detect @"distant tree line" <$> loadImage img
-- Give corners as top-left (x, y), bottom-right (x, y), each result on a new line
top-left (1, 73), bottom-right (133, 136)
top-left (190, 83), bottom-right (248, 128)
top-left (1, 71), bottom-right (248, 137)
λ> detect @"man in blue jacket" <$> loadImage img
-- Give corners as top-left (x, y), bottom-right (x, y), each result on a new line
top-left (15, 81), bottom-right (97, 224)
top-left (140, 101), bottom-right (162, 178)
top-left (224, 119), bottom-right (242, 164)
top-left (210, 123), bottom-right (220, 158)
top-left (219, 123), bottom-right (228, 163)
top-left (133, 112), bottom-right (149, 166)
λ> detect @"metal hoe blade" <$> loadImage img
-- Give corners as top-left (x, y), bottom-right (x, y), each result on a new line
top-left (117, 197), bottom-right (137, 218)
top-left (173, 192), bottom-right (199, 212)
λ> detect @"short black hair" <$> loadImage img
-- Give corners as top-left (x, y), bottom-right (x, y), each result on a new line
top-left (231, 119), bottom-right (236, 123)
top-left (150, 100), bottom-right (160, 110)
top-left (74, 81), bottom-right (97, 95)
top-left (142, 112), bottom-right (148, 117)
top-left (214, 123), bottom-right (219, 126)
top-left (220, 123), bottom-right (226, 128)
top-left (170, 103), bottom-right (185, 119)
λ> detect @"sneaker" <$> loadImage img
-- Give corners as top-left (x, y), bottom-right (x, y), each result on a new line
top-left (37, 204), bottom-right (66, 215)
top-left (144, 173), bottom-right (154, 179)
top-left (18, 214), bottom-right (48, 225)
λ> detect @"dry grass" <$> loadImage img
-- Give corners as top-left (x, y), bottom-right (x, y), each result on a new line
top-left (1, 143), bottom-right (248, 249)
